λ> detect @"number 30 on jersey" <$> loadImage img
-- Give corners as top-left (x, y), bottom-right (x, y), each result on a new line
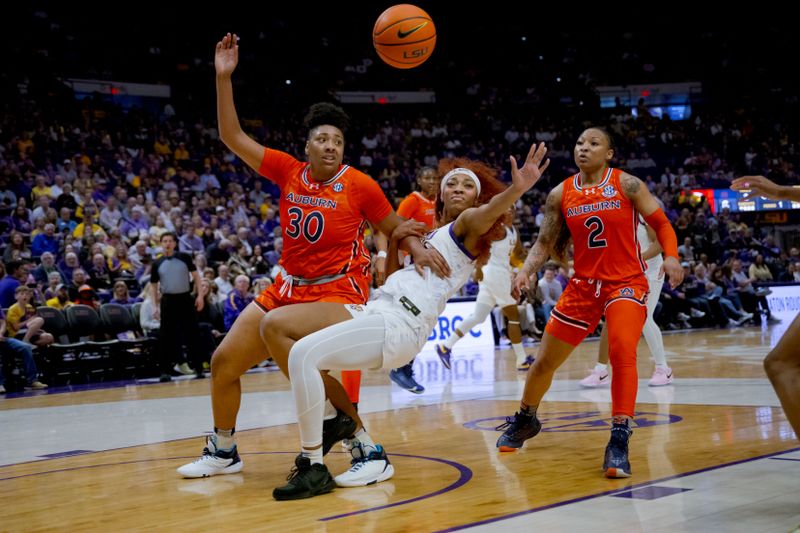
top-left (285, 207), bottom-right (324, 243)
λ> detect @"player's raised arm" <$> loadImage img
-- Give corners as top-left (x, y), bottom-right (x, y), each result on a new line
top-left (215, 33), bottom-right (267, 172)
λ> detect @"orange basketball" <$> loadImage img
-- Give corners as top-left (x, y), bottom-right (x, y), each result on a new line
top-left (373, 4), bottom-right (436, 69)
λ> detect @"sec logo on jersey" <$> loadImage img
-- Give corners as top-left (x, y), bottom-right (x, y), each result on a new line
top-left (333, 182), bottom-right (344, 192)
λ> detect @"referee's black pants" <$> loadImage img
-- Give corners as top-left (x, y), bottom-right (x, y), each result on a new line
top-left (159, 292), bottom-right (203, 374)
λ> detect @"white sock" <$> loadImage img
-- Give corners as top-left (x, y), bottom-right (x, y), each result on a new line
top-left (443, 331), bottom-right (462, 349)
top-left (323, 400), bottom-right (337, 420)
top-left (655, 363), bottom-right (669, 370)
top-left (301, 447), bottom-right (323, 465)
top-left (512, 343), bottom-right (527, 364)
top-left (352, 427), bottom-right (377, 453)
top-left (594, 363), bottom-right (608, 374)
top-left (213, 429), bottom-right (235, 451)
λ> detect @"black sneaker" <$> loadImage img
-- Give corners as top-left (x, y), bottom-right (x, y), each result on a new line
top-left (603, 422), bottom-right (633, 478)
top-left (272, 455), bottom-right (336, 500)
top-left (495, 411), bottom-right (542, 450)
top-left (322, 411), bottom-right (357, 456)
top-left (389, 363), bottom-right (425, 394)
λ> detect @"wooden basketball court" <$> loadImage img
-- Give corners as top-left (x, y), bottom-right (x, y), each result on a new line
top-left (2, 325), bottom-right (799, 531)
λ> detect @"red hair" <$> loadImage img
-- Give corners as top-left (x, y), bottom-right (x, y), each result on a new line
top-left (434, 158), bottom-right (511, 268)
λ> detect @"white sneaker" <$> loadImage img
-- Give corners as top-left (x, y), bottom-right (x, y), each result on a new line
top-left (0, 385), bottom-right (6, 394)
top-left (736, 312), bottom-right (754, 325)
top-left (676, 312), bottom-right (690, 321)
top-left (175, 363), bottom-right (194, 375)
top-left (648, 366), bottom-right (674, 386)
top-left (177, 437), bottom-right (243, 478)
top-left (335, 444), bottom-right (394, 487)
top-left (579, 368), bottom-right (610, 388)
top-left (690, 308), bottom-right (706, 318)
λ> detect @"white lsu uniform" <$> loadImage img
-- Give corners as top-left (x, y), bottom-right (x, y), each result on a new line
top-left (639, 217), bottom-right (663, 281)
top-left (638, 217), bottom-right (664, 316)
top-left (358, 222), bottom-right (476, 369)
top-left (476, 225), bottom-right (517, 308)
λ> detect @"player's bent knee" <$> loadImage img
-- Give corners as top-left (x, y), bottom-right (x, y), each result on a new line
top-left (763, 350), bottom-right (785, 376)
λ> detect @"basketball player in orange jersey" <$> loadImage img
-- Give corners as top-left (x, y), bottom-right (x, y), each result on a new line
top-left (731, 174), bottom-right (800, 441)
top-left (388, 166), bottom-right (438, 393)
top-left (496, 127), bottom-right (683, 479)
top-left (177, 33), bottom-right (449, 478)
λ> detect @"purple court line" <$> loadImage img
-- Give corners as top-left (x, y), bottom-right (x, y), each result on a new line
top-left (433, 445), bottom-right (800, 533)
top-left (318, 453), bottom-right (472, 521)
top-left (37, 450), bottom-right (94, 459)
top-left (769, 457), bottom-right (800, 462)
top-left (0, 449), bottom-right (471, 520)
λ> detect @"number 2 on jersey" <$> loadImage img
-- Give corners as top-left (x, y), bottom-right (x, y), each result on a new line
top-left (584, 216), bottom-right (607, 248)
top-left (285, 206), bottom-right (324, 243)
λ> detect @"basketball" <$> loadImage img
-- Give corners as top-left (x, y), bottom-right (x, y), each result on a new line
top-left (373, 4), bottom-right (436, 69)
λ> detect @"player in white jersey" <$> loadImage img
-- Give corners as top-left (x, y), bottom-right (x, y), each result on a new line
top-left (435, 221), bottom-right (534, 371)
top-left (580, 215), bottom-right (673, 387)
top-left (258, 143), bottom-right (550, 500)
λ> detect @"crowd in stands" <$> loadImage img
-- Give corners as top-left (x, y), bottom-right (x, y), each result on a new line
top-left (1, 9), bottom-right (799, 390)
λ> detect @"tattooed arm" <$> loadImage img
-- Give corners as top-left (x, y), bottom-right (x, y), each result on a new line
top-left (513, 183), bottom-right (564, 296)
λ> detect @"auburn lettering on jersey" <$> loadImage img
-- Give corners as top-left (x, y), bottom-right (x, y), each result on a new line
top-left (258, 148), bottom-right (392, 280)
top-left (561, 167), bottom-right (647, 280)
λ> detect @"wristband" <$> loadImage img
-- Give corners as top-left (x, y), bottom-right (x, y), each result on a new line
top-left (376, 251), bottom-right (388, 259)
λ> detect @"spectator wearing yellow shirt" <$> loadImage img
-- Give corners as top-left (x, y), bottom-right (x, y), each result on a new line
top-left (31, 175), bottom-right (53, 200)
top-left (154, 135), bottom-right (172, 157)
top-left (174, 142), bottom-right (190, 162)
top-left (6, 286), bottom-right (54, 347)
top-left (73, 206), bottom-right (108, 240)
top-left (46, 284), bottom-right (74, 311)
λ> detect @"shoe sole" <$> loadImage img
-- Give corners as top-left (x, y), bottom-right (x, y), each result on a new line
top-left (498, 445), bottom-right (519, 453)
top-left (604, 467), bottom-right (631, 478)
top-left (390, 375), bottom-right (425, 394)
top-left (177, 459), bottom-right (244, 478)
top-left (435, 347), bottom-right (452, 369)
top-left (579, 381), bottom-right (609, 388)
top-left (273, 478), bottom-right (336, 500)
top-left (648, 380), bottom-right (673, 387)
top-left (335, 463), bottom-right (395, 487)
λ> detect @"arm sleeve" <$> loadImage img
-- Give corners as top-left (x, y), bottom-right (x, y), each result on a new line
top-left (355, 172), bottom-right (393, 225)
top-left (149, 258), bottom-right (161, 284)
top-left (257, 148), bottom-right (302, 189)
top-left (180, 253), bottom-right (196, 272)
top-left (643, 209), bottom-right (678, 259)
